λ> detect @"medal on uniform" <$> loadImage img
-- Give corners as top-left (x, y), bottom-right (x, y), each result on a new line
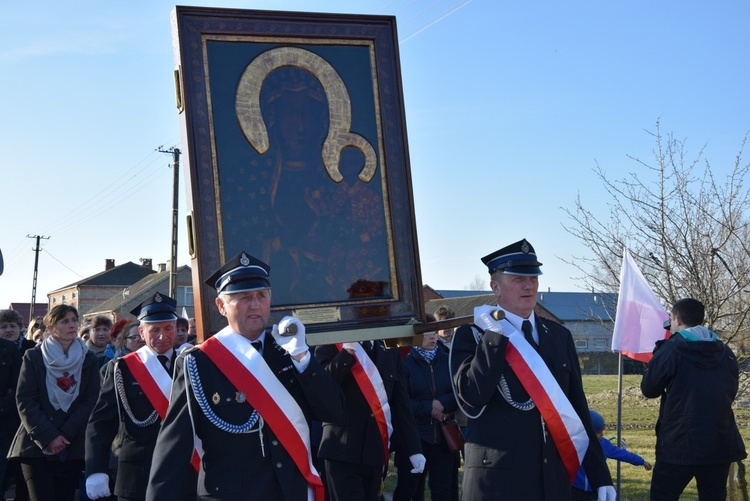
top-left (212, 392), bottom-right (220, 404)
top-left (235, 391), bottom-right (246, 403)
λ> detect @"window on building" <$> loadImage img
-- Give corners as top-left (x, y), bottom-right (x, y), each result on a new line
top-left (593, 339), bottom-right (608, 350)
top-left (52, 297), bottom-right (57, 304)
top-left (62, 295), bottom-right (66, 301)
top-left (575, 339), bottom-right (588, 349)
top-left (72, 292), bottom-right (76, 299)
top-left (184, 286), bottom-right (194, 306)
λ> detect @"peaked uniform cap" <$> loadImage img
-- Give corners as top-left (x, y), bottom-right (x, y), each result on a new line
top-left (130, 292), bottom-right (178, 323)
top-left (205, 251), bottom-right (271, 294)
top-left (481, 238), bottom-right (543, 276)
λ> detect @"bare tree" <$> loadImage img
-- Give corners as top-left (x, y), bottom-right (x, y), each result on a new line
top-left (465, 274), bottom-right (488, 291)
top-left (562, 120), bottom-right (750, 348)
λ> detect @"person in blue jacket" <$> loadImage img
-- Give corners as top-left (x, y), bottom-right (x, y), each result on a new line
top-left (572, 410), bottom-right (652, 500)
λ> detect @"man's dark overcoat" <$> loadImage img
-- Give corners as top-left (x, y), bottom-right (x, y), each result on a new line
top-left (86, 354), bottom-right (195, 499)
top-left (147, 334), bottom-right (344, 501)
top-left (451, 316), bottom-right (612, 500)
top-left (315, 341), bottom-right (421, 467)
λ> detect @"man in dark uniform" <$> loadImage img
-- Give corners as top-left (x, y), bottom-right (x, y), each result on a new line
top-left (450, 239), bottom-right (615, 500)
top-left (85, 293), bottom-right (195, 500)
top-left (146, 251), bottom-right (345, 500)
top-left (315, 338), bottom-right (425, 500)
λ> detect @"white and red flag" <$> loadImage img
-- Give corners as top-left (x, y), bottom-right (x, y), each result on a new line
top-left (611, 248), bottom-right (670, 362)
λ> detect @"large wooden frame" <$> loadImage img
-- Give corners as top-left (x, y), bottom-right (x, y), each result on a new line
top-left (171, 7), bottom-right (424, 341)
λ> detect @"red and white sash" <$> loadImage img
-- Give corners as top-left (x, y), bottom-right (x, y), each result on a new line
top-left (122, 348), bottom-right (203, 472)
top-left (336, 342), bottom-right (393, 465)
top-left (500, 322), bottom-right (589, 482)
top-left (200, 329), bottom-right (322, 501)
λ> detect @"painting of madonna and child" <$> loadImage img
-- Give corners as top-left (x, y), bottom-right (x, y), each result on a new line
top-left (173, 8), bottom-right (423, 332)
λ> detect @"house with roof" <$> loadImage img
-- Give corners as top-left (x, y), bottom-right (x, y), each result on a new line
top-left (84, 265), bottom-right (194, 322)
top-left (7, 302), bottom-right (48, 327)
top-left (47, 259), bottom-right (157, 316)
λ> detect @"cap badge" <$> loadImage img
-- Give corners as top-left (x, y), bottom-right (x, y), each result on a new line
top-left (154, 293), bottom-right (163, 303)
top-left (521, 241), bottom-right (530, 253)
top-left (240, 253), bottom-right (250, 266)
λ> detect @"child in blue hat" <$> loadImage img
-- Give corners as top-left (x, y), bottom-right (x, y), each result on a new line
top-left (572, 410), bottom-right (653, 500)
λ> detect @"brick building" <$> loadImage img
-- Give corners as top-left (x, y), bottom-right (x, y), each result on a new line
top-left (85, 265), bottom-right (194, 322)
top-left (47, 259), bottom-right (156, 316)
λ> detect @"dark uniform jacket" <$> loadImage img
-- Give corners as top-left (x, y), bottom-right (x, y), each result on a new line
top-left (0, 339), bottom-right (22, 441)
top-left (641, 333), bottom-right (747, 465)
top-left (9, 346), bottom-right (100, 460)
top-left (315, 341), bottom-right (422, 466)
top-left (86, 352), bottom-right (194, 499)
top-left (147, 333), bottom-right (345, 501)
top-left (451, 317), bottom-right (611, 500)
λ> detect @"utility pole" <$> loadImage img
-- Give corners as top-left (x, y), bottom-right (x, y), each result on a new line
top-left (157, 146), bottom-right (181, 298)
top-left (27, 235), bottom-right (50, 323)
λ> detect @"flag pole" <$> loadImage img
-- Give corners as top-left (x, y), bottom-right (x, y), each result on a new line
top-left (616, 351), bottom-right (623, 497)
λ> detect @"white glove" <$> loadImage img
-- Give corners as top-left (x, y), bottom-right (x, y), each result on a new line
top-left (597, 485), bottom-right (616, 501)
top-left (85, 473), bottom-right (111, 499)
top-left (473, 305), bottom-right (504, 334)
top-left (271, 316), bottom-right (308, 357)
top-left (409, 453), bottom-right (426, 473)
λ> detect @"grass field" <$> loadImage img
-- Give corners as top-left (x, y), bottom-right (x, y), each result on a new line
top-left (384, 374), bottom-right (750, 500)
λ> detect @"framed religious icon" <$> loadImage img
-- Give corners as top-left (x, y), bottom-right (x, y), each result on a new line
top-left (172, 6), bottom-right (424, 341)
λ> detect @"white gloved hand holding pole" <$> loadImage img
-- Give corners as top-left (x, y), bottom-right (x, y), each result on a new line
top-left (86, 473), bottom-right (111, 499)
top-left (271, 316), bottom-right (308, 358)
top-left (473, 305), bottom-right (504, 334)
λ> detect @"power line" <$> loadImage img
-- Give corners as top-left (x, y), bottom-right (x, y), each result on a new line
top-left (399, 0), bottom-right (474, 43)
top-left (42, 248), bottom-right (85, 278)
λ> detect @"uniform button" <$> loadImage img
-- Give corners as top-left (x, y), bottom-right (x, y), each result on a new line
top-left (272, 440), bottom-right (279, 446)
top-left (544, 458), bottom-right (548, 464)
top-left (482, 459), bottom-right (490, 465)
top-left (311, 371), bottom-right (317, 377)
top-left (370, 413), bottom-right (374, 417)
top-left (276, 462), bottom-right (283, 469)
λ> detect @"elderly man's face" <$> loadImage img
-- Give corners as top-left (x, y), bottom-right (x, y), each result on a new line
top-left (139, 321), bottom-right (176, 355)
top-left (216, 289), bottom-right (271, 341)
top-left (491, 273), bottom-right (539, 319)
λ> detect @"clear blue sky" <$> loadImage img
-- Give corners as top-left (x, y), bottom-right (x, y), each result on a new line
top-left (2, 0), bottom-right (748, 309)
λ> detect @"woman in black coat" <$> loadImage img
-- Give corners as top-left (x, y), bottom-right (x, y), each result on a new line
top-left (8, 305), bottom-right (100, 501)
top-left (393, 328), bottom-right (459, 501)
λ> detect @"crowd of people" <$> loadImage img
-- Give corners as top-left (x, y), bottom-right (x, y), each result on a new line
top-left (0, 238), bottom-right (745, 501)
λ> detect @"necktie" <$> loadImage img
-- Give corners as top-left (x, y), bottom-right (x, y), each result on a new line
top-left (363, 340), bottom-right (376, 360)
top-left (522, 320), bottom-right (537, 350)
top-left (251, 340), bottom-right (262, 354)
top-left (157, 355), bottom-right (170, 371)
